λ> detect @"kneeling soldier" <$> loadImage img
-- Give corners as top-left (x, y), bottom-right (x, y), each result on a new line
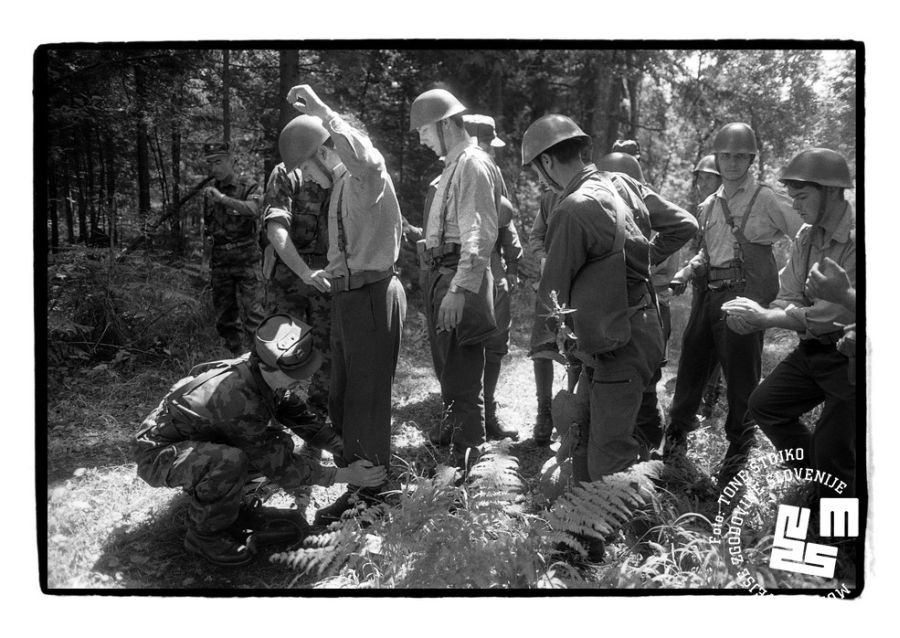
top-left (134, 314), bottom-right (386, 567)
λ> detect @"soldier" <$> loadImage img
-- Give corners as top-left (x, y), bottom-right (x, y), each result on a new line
top-left (463, 114), bottom-right (522, 441)
top-left (595, 151), bottom-right (697, 456)
top-left (522, 114), bottom-right (697, 483)
top-left (664, 123), bottom-right (802, 485)
top-left (410, 88), bottom-right (502, 469)
top-left (671, 155), bottom-right (726, 420)
top-left (723, 148), bottom-right (857, 498)
top-left (529, 187), bottom-right (582, 446)
top-left (202, 142), bottom-right (268, 355)
top-left (280, 85), bottom-right (406, 521)
top-left (262, 161), bottom-right (332, 419)
top-left (134, 314), bottom-right (385, 567)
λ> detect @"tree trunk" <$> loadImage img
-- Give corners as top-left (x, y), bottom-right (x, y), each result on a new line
top-left (135, 62), bottom-right (152, 222)
top-left (270, 48), bottom-right (301, 179)
top-left (84, 124), bottom-right (97, 237)
top-left (48, 164), bottom-right (59, 253)
top-left (104, 133), bottom-right (117, 246)
top-left (62, 154), bottom-right (75, 244)
top-left (222, 50), bottom-right (231, 144)
top-left (171, 117), bottom-right (182, 238)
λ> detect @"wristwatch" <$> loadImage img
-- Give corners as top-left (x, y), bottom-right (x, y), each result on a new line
top-left (448, 284), bottom-right (462, 294)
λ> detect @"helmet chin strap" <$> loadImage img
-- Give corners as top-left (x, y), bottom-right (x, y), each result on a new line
top-left (437, 121), bottom-right (448, 158)
top-left (312, 152), bottom-right (333, 184)
top-left (535, 156), bottom-right (563, 192)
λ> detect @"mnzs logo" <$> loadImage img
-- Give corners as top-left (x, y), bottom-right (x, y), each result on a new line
top-left (769, 498), bottom-right (859, 579)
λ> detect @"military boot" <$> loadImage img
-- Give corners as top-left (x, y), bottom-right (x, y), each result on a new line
top-left (184, 528), bottom-right (253, 567)
top-left (533, 397), bottom-right (554, 446)
top-left (313, 487), bottom-right (385, 527)
top-left (229, 503), bottom-right (311, 549)
top-left (485, 401), bottom-right (518, 441)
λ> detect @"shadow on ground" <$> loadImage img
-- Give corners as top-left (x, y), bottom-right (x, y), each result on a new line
top-left (90, 493), bottom-right (312, 591)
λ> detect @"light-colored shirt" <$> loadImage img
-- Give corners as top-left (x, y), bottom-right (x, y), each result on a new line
top-left (322, 113), bottom-right (402, 277)
top-left (771, 203), bottom-right (856, 338)
top-left (701, 173), bottom-right (802, 267)
top-left (425, 139), bottom-right (501, 293)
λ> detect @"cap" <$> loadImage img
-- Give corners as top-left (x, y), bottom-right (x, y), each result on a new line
top-left (463, 114), bottom-right (506, 148)
top-left (203, 141), bottom-right (233, 160)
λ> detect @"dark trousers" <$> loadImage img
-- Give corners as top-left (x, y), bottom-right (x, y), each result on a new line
top-left (267, 262), bottom-right (332, 414)
top-left (635, 297), bottom-right (671, 450)
top-left (424, 269), bottom-right (492, 449)
top-left (573, 306), bottom-right (664, 480)
top-left (748, 342), bottom-right (857, 497)
top-left (669, 286), bottom-right (763, 446)
top-left (329, 276), bottom-right (406, 468)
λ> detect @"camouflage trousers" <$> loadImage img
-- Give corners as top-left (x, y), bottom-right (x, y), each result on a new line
top-left (266, 260), bottom-right (332, 415)
top-left (211, 252), bottom-right (268, 354)
top-left (135, 426), bottom-right (300, 534)
top-left (136, 439), bottom-right (248, 534)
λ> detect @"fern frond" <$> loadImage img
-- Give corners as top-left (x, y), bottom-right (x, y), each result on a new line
top-left (548, 461), bottom-right (663, 541)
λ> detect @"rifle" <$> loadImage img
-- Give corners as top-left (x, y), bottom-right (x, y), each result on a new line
top-left (117, 176), bottom-right (215, 261)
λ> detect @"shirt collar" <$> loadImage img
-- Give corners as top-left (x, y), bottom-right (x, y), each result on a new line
top-left (716, 171), bottom-right (755, 200)
top-left (818, 201), bottom-right (854, 245)
top-left (445, 138), bottom-right (476, 166)
top-left (559, 163), bottom-right (599, 200)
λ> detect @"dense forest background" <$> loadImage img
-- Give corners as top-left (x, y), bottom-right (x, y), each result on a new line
top-left (38, 46), bottom-right (857, 257)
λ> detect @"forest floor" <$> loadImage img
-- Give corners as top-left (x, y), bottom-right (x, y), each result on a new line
top-left (44, 254), bottom-right (856, 591)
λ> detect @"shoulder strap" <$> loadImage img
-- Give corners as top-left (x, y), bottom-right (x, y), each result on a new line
top-left (166, 360), bottom-right (235, 405)
top-left (720, 185), bottom-right (765, 243)
top-left (438, 160), bottom-right (464, 246)
top-left (612, 200), bottom-right (627, 253)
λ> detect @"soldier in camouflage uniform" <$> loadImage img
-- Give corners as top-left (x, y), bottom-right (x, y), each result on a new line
top-left (263, 163), bottom-right (332, 416)
top-left (202, 142), bottom-right (268, 355)
top-left (134, 314), bottom-right (387, 567)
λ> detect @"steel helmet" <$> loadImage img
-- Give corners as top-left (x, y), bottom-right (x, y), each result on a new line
top-left (779, 148), bottom-right (853, 188)
top-left (279, 115), bottom-right (330, 172)
top-left (692, 154), bottom-right (720, 176)
top-left (597, 152), bottom-right (645, 182)
top-left (521, 114), bottom-right (590, 166)
top-left (713, 122), bottom-right (758, 155)
top-left (409, 89), bottom-right (467, 132)
top-left (255, 313), bottom-right (323, 380)
top-left (611, 139), bottom-right (641, 158)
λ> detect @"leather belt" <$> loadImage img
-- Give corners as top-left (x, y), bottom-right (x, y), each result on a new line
top-left (213, 238), bottom-right (256, 252)
top-left (708, 265), bottom-right (744, 283)
top-left (330, 267), bottom-right (396, 293)
top-left (421, 243), bottom-right (461, 265)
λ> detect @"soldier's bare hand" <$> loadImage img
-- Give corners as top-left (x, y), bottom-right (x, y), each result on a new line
top-left (344, 460), bottom-right (387, 488)
top-left (302, 269), bottom-right (332, 293)
top-left (286, 84), bottom-right (328, 118)
top-left (438, 289), bottom-right (466, 332)
top-left (806, 257), bottom-right (853, 307)
top-left (204, 186), bottom-right (223, 201)
top-left (669, 267), bottom-right (692, 295)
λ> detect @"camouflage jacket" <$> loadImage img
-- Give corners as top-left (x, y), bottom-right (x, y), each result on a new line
top-left (203, 175), bottom-right (262, 252)
top-left (263, 162), bottom-right (330, 257)
top-left (135, 356), bottom-right (337, 488)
